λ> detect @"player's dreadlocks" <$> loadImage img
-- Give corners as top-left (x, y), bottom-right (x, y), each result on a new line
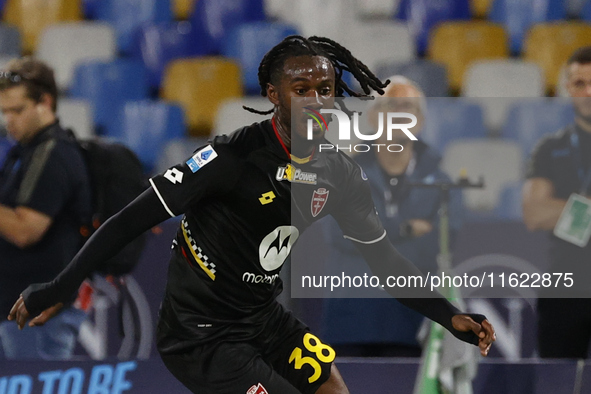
top-left (244, 35), bottom-right (390, 115)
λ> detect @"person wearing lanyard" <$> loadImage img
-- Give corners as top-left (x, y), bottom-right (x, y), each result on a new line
top-left (320, 76), bottom-right (464, 357)
top-left (523, 46), bottom-right (591, 358)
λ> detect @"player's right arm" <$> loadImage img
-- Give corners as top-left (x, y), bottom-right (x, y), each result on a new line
top-left (8, 187), bottom-right (171, 328)
top-left (9, 144), bottom-right (241, 329)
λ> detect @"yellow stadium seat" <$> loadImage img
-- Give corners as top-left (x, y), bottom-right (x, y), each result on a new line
top-left (3, 0), bottom-right (82, 54)
top-left (428, 21), bottom-right (509, 92)
top-left (471, 0), bottom-right (493, 18)
top-left (173, 0), bottom-right (197, 20)
top-left (523, 22), bottom-right (591, 93)
top-left (161, 57), bottom-right (243, 136)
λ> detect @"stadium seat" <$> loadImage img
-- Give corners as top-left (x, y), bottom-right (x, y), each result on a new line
top-left (471, 0), bottom-right (493, 18)
top-left (495, 181), bottom-right (524, 221)
top-left (81, 0), bottom-right (99, 18)
top-left (263, 0), bottom-right (297, 24)
top-left (130, 21), bottom-right (204, 90)
top-left (462, 60), bottom-right (545, 131)
top-left (70, 60), bottom-right (149, 131)
top-left (340, 21), bottom-right (415, 72)
top-left (428, 21), bottom-right (510, 92)
top-left (94, 0), bottom-right (173, 54)
top-left (106, 100), bottom-right (185, 172)
top-left (354, 0), bottom-right (398, 18)
top-left (173, 0), bottom-right (197, 20)
top-left (275, 0), bottom-right (356, 44)
top-left (489, 0), bottom-right (566, 54)
top-left (420, 99), bottom-right (487, 153)
top-left (57, 98), bottom-right (94, 139)
top-left (582, 0), bottom-right (591, 20)
top-left (376, 60), bottom-right (449, 97)
top-left (161, 57), bottom-right (243, 135)
top-left (35, 22), bottom-right (116, 90)
top-left (556, 65), bottom-right (569, 97)
top-left (396, 0), bottom-right (471, 55)
top-left (3, 0), bottom-right (83, 54)
top-left (212, 97), bottom-right (273, 137)
top-left (569, 0), bottom-right (587, 17)
top-left (190, 0), bottom-right (266, 54)
top-left (441, 138), bottom-right (523, 212)
top-left (523, 22), bottom-right (591, 93)
top-left (0, 24), bottom-right (20, 56)
top-left (501, 99), bottom-right (575, 156)
top-left (222, 22), bottom-right (298, 95)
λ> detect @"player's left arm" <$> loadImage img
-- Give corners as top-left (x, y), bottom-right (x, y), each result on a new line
top-left (353, 236), bottom-right (495, 356)
top-left (334, 163), bottom-right (495, 356)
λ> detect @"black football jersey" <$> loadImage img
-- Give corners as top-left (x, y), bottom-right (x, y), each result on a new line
top-left (150, 119), bottom-right (384, 345)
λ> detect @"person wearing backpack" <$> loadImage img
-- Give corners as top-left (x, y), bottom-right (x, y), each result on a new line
top-left (0, 57), bottom-right (92, 359)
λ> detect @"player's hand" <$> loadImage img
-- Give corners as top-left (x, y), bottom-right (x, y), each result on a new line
top-left (7, 295), bottom-right (63, 330)
top-left (452, 314), bottom-right (496, 356)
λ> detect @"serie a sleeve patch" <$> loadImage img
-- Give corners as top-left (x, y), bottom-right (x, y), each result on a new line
top-left (186, 145), bottom-right (218, 173)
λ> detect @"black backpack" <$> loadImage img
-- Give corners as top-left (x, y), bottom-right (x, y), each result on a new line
top-left (78, 138), bottom-right (148, 275)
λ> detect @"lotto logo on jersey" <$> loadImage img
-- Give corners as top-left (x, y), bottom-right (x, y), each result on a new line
top-left (276, 164), bottom-right (317, 184)
top-left (247, 383), bottom-right (268, 394)
top-left (186, 145), bottom-right (218, 173)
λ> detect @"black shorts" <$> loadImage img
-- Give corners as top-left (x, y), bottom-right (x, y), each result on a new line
top-left (159, 304), bottom-right (335, 394)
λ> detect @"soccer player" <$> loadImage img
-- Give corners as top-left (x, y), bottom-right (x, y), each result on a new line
top-left (8, 36), bottom-right (495, 393)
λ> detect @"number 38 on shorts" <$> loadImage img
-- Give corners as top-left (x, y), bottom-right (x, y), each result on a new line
top-left (288, 333), bottom-right (336, 383)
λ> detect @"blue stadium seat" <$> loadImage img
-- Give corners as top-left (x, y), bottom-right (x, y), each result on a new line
top-left (396, 0), bottom-right (471, 55)
top-left (222, 22), bottom-right (298, 94)
top-left (421, 100), bottom-right (487, 153)
top-left (502, 99), bottom-right (575, 156)
top-left (0, 23), bottom-right (21, 56)
top-left (582, 0), bottom-right (591, 21)
top-left (95, 0), bottom-right (173, 54)
top-left (376, 60), bottom-right (449, 97)
top-left (130, 21), bottom-right (205, 89)
top-left (495, 181), bottom-right (524, 221)
top-left (82, 0), bottom-right (100, 19)
top-left (70, 60), bottom-right (149, 132)
top-left (107, 100), bottom-right (185, 172)
top-left (490, 0), bottom-right (565, 54)
top-left (189, 0), bottom-right (266, 54)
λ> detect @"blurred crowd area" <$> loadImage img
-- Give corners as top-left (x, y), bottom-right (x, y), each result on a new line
top-left (0, 0), bottom-right (588, 222)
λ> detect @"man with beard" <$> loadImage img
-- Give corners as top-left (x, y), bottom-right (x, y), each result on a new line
top-left (523, 46), bottom-right (591, 358)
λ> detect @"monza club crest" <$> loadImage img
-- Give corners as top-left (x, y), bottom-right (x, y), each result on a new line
top-left (311, 188), bottom-right (329, 217)
top-left (247, 383), bottom-right (268, 394)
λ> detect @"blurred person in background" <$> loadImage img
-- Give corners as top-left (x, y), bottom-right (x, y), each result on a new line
top-left (0, 57), bottom-right (91, 359)
top-left (321, 76), bottom-right (463, 356)
top-left (523, 46), bottom-right (591, 358)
